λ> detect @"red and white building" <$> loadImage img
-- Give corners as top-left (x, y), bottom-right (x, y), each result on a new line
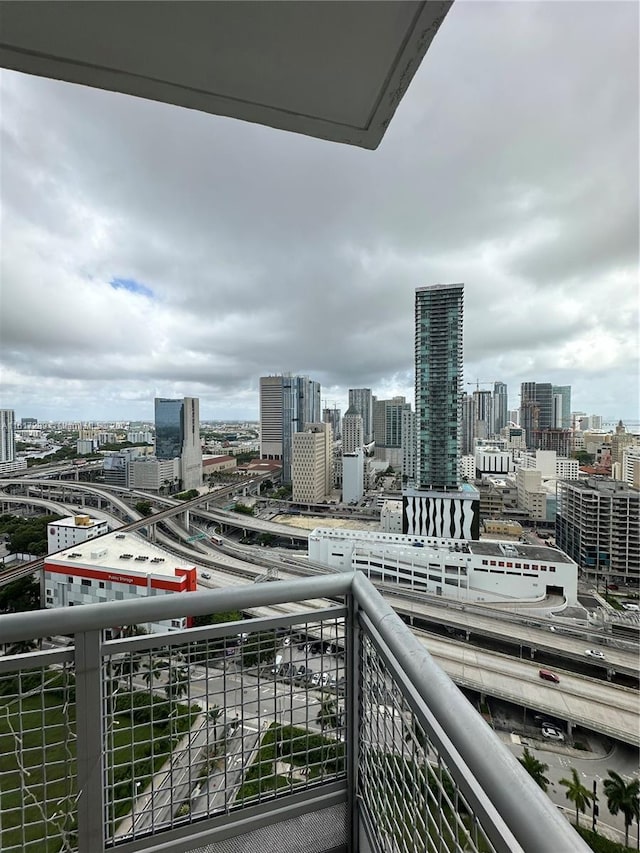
top-left (44, 531), bottom-right (198, 633)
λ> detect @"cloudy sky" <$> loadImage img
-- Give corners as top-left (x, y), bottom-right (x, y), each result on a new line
top-left (1, 1), bottom-right (638, 426)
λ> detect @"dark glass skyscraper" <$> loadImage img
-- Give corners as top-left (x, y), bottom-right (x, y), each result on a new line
top-left (154, 398), bottom-right (184, 460)
top-left (493, 381), bottom-right (508, 434)
top-left (415, 283), bottom-right (463, 490)
top-left (260, 375), bottom-right (321, 484)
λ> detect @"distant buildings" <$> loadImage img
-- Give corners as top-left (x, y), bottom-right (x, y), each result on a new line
top-left (373, 396), bottom-right (410, 468)
top-left (322, 407), bottom-right (341, 441)
top-left (342, 448), bottom-right (365, 504)
top-left (342, 406), bottom-right (364, 455)
top-left (520, 382), bottom-right (553, 449)
top-left (556, 478), bottom-right (639, 583)
top-left (155, 397), bottom-right (202, 491)
top-left (348, 388), bottom-right (373, 444)
top-left (259, 375), bottom-right (321, 484)
top-left (493, 382), bottom-right (508, 434)
top-left (291, 422), bottom-right (332, 503)
top-left (552, 385), bottom-right (572, 429)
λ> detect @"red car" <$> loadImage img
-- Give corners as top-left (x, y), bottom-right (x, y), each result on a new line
top-left (539, 669), bottom-right (560, 684)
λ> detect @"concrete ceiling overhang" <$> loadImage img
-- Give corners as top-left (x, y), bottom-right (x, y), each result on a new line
top-left (0, 0), bottom-right (452, 149)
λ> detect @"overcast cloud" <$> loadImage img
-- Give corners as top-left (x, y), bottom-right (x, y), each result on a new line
top-left (1, 1), bottom-right (638, 425)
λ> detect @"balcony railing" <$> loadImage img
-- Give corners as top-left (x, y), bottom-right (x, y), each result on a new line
top-left (0, 573), bottom-right (588, 853)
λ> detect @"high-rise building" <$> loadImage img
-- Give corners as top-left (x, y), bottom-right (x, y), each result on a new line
top-left (342, 406), bottom-right (364, 454)
top-left (493, 382), bottom-right (508, 434)
top-left (520, 382), bottom-right (553, 449)
top-left (260, 375), bottom-right (321, 484)
top-left (322, 407), bottom-right (341, 441)
top-left (472, 390), bottom-right (493, 441)
top-left (348, 389), bottom-right (373, 444)
top-left (551, 385), bottom-right (571, 429)
top-left (415, 284), bottom-right (463, 490)
top-left (461, 393), bottom-right (475, 456)
top-left (556, 478), bottom-right (639, 583)
top-left (154, 397), bottom-right (202, 491)
top-left (401, 409), bottom-right (416, 481)
top-left (292, 422), bottom-right (333, 503)
top-left (0, 409), bottom-right (16, 463)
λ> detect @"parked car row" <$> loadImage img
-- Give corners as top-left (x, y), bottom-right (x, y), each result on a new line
top-left (271, 661), bottom-right (345, 693)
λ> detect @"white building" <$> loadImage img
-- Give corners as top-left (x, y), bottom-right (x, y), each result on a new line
top-left (475, 448), bottom-right (513, 475)
top-left (129, 456), bottom-right (180, 492)
top-left (519, 450), bottom-right (579, 480)
top-left (380, 499), bottom-right (403, 533)
top-left (47, 515), bottom-right (110, 555)
top-left (292, 422), bottom-right (332, 503)
top-left (43, 531), bottom-right (198, 633)
top-left (77, 438), bottom-right (95, 455)
top-left (127, 431), bottom-right (153, 444)
top-left (0, 409), bottom-right (16, 463)
top-left (342, 449), bottom-right (364, 504)
top-left (309, 528), bottom-right (578, 605)
top-left (621, 446), bottom-right (640, 489)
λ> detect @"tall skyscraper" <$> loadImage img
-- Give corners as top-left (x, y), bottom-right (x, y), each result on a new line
top-left (154, 397), bottom-right (202, 491)
top-left (493, 382), bottom-right (508, 434)
top-left (260, 375), bottom-right (321, 484)
top-left (520, 382), bottom-right (553, 449)
top-left (552, 385), bottom-right (571, 429)
top-left (322, 406), bottom-right (341, 441)
top-left (348, 389), bottom-right (373, 444)
top-left (415, 284), bottom-right (463, 490)
top-left (0, 409), bottom-right (16, 463)
top-left (472, 390), bottom-right (493, 441)
top-left (342, 406), bottom-right (364, 454)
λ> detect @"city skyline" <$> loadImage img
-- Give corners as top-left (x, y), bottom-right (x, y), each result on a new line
top-left (1, 3), bottom-right (638, 424)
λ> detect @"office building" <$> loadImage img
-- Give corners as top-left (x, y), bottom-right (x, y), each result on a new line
top-left (373, 397), bottom-right (411, 467)
top-left (520, 382), bottom-right (553, 448)
top-left (461, 393), bottom-right (475, 456)
top-left (556, 478), bottom-right (639, 583)
top-left (0, 409), bottom-right (16, 463)
top-left (348, 388), bottom-right (373, 444)
top-left (260, 375), bottom-right (321, 484)
top-left (611, 424), bottom-right (638, 467)
top-left (342, 448), bottom-right (364, 504)
top-left (530, 428), bottom-right (572, 457)
top-left (322, 407), bottom-right (341, 441)
top-left (552, 385), bottom-right (571, 429)
top-left (292, 423), bottom-right (332, 503)
top-left (415, 284), bottom-right (463, 490)
top-left (620, 446), bottom-right (640, 489)
top-left (342, 406), bottom-right (364, 454)
top-left (20, 417), bottom-right (38, 428)
top-left (129, 456), bottom-right (181, 492)
top-left (154, 397), bottom-right (202, 491)
top-left (493, 382), bottom-right (508, 434)
top-left (472, 390), bottom-right (493, 441)
top-left (47, 514), bottom-right (110, 555)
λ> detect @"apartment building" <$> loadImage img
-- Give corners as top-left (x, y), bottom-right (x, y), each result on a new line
top-left (292, 423), bottom-right (332, 503)
top-left (47, 515), bottom-right (110, 555)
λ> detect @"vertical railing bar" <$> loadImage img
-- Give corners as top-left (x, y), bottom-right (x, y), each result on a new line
top-left (75, 629), bottom-right (106, 853)
top-left (346, 586), bottom-right (360, 852)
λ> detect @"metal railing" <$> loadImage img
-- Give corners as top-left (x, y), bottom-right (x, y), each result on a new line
top-left (0, 573), bottom-right (588, 853)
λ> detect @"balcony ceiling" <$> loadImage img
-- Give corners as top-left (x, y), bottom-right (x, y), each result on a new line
top-left (0, 0), bottom-right (451, 149)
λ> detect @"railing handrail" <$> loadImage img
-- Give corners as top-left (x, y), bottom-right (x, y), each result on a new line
top-left (351, 572), bottom-right (590, 853)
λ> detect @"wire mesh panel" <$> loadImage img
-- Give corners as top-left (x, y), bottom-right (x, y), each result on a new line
top-left (358, 632), bottom-right (499, 853)
top-left (103, 612), bottom-right (347, 847)
top-left (0, 649), bottom-right (77, 853)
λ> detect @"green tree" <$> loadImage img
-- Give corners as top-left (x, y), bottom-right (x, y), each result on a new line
top-left (165, 665), bottom-right (190, 701)
top-left (0, 575), bottom-right (41, 613)
top-left (135, 500), bottom-right (153, 517)
top-left (603, 770), bottom-right (640, 848)
top-left (316, 698), bottom-right (340, 731)
top-left (559, 767), bottom-right (593, 828)
top-left (518, 748), bottom-right (549, 792)
top-left (207, 705), bottom-right (222, 744)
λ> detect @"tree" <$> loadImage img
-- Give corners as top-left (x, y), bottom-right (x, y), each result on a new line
top-left (207, 705), bottom-right (222, 745)
top-left (0, 575), bottom-right (42, 613)
top-left (135, 500), bottom-right (153, 517)
top-left (603, 770), bottom-right (640, 848)
top-left (518, 748), bottom-right (549, 792)
top-left (165, 665), bottom-right (190, 701)
top-left (316, 698), bottom-right (340, 731)
top-left (559, 767), bottom-right (592, 828)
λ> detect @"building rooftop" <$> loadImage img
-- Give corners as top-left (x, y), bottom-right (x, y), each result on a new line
top-left (50, 515), bottom-right (107, 529)
top-left (469, 541), bottom-right (573, 564)
top-left (46, 531), bottom-right (195, 578)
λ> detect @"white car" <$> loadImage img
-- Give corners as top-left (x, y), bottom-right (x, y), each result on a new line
top-left (622, 602), bottom-right (640, 611)
top-left (541, 725), bottom-right (565, 741)
top-left (585, 649), bottom-right (605, 659)
top-left (200, 572), bottom-right (211, 580)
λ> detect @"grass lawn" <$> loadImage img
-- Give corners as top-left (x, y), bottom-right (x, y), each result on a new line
top-left (237, 723), bottom-right (345, 803)
top-left (0, 668), bottom-right (199, 852)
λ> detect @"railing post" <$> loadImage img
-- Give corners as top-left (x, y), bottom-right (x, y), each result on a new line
top-left (75, 629), bottom-right (106, 853)
top-left (346, 581), bottom-right (360, 852)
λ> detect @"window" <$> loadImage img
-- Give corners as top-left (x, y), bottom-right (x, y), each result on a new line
top-left (541, 566), bottom-right (547, 571)
top-left (506, 562), bottom-right (513, 568)
top-left (550, 566), bottom-right (556, 572)
top-left (531, 565), bottom-right (538, 570)
top-left (81, 579), bottom-right (91, 587)
top-left (99, 581), bottom-right (105, 589)
top-left (171, 619), bottom-right (182, 628)
top-left (490, 560), bottom-right (496, 566)
top-left (523, 564), bottom-right (529, 570)
top-left (515, 563), bottom-right (521, 569)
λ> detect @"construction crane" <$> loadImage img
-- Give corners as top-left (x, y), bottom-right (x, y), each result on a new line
top-left (465, 379), bottom-right (494, 392)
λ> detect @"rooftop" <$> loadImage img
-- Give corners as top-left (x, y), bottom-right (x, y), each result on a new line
top-left (469, 541), bottom-right (573, 564)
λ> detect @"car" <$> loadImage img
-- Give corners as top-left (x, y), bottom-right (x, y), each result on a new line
top-left (541, 725), bottom-right (565, 741)
top-left (585, 649), bottom-right (605, 659)
top-left (200, 572), bottom-right (211, 580)
top-left (622, 602), bottom-right (640, 611)
top-left (538, 669), bottom-right (560, 684)
top-left (311, 672), bottom-right (322, 686)
top-left (283, 637), bottom-right (292, 647)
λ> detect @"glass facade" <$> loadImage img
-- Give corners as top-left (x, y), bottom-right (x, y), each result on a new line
top-left (415, 284), bottom-right (463, 490)
top-left (154, 398), bottom-right (184, 460)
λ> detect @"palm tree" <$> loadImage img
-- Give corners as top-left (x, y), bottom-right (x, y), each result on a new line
top-left (165, 665), bottom-right (189, 701)
top-left (603, 770), bottom-right (640, 848)
top-left (207, 705), bottom-right (222, 745)
top-left (316, 698), bottom-right (339, 731)
top-left (559, 767), bottom-right (592, 828)
top-left (518, 748), bottom-right (549, 792)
